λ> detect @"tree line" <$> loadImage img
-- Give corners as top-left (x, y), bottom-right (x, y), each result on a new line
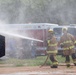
top-left (0, 0), bottom-right (76, 25)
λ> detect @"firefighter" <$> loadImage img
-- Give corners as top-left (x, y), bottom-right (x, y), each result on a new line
top-left (46, 29), bottom-right (58, 68)
top-left (60, 27), bottom-right (76, 67)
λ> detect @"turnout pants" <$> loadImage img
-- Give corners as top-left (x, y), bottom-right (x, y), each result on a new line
top-left (49, 55), bottom-right (58, 66)
top-left (65, 53), bottom-right (76, 66)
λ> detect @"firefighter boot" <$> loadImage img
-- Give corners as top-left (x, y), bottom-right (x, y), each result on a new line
top-left (72, 53), bottom-right (76, 66)
top-left (51, 65), bottom-right (58, 68)
top-left (51, 61), bottom-right (58, 68)
top-left (67, 64), bottom-right (70, 68)
top-left (65, 62), bottom-right (70, 68)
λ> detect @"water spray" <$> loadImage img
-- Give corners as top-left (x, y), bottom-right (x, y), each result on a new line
top-left (0, 31), bottom-right (43, 42)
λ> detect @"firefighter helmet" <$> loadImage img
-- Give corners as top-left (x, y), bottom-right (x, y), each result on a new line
top-left (62, 27), bottom-right (68, 31)
top-left (48, 29), bottom-right (53, 32)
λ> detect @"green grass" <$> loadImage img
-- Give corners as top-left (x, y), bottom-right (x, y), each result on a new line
top-left (0, 55), bottom-right (68, 67)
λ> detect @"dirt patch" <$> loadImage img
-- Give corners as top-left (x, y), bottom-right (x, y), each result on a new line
top-left (0, 66), bottom-right (76, 75)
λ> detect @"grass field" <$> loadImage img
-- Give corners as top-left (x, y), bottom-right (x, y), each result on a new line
top-left (0, 55), bottom-right (72, 67)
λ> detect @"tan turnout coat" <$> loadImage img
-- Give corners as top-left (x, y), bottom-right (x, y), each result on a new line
top-left (46, 35), bottom-right (58, 55)
top-left (60, 33), bottom-right (75, 55)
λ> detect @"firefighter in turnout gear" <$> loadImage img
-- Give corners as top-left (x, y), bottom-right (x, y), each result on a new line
top-left (46, 29), bottom-right (58, 68)
top-left (60, 27), bottom-right (76, 67)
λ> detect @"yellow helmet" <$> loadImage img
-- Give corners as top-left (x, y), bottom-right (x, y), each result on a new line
top-left (48, 29), bottom-right (53, 32)
top-left (62, 27), bottom-right (68, 31)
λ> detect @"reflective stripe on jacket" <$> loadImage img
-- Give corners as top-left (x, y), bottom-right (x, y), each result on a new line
top-left (48, 41), bottom-right (57, 46)
top-left (61, 40), bottom-right (72, 45)
top-left (46, 50), bottom-right (57, 54)
top-left (63, 46), bottom-right (74, 50)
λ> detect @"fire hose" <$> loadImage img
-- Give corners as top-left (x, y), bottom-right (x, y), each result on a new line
top-left (40, 55), bottom-right (49, 68)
